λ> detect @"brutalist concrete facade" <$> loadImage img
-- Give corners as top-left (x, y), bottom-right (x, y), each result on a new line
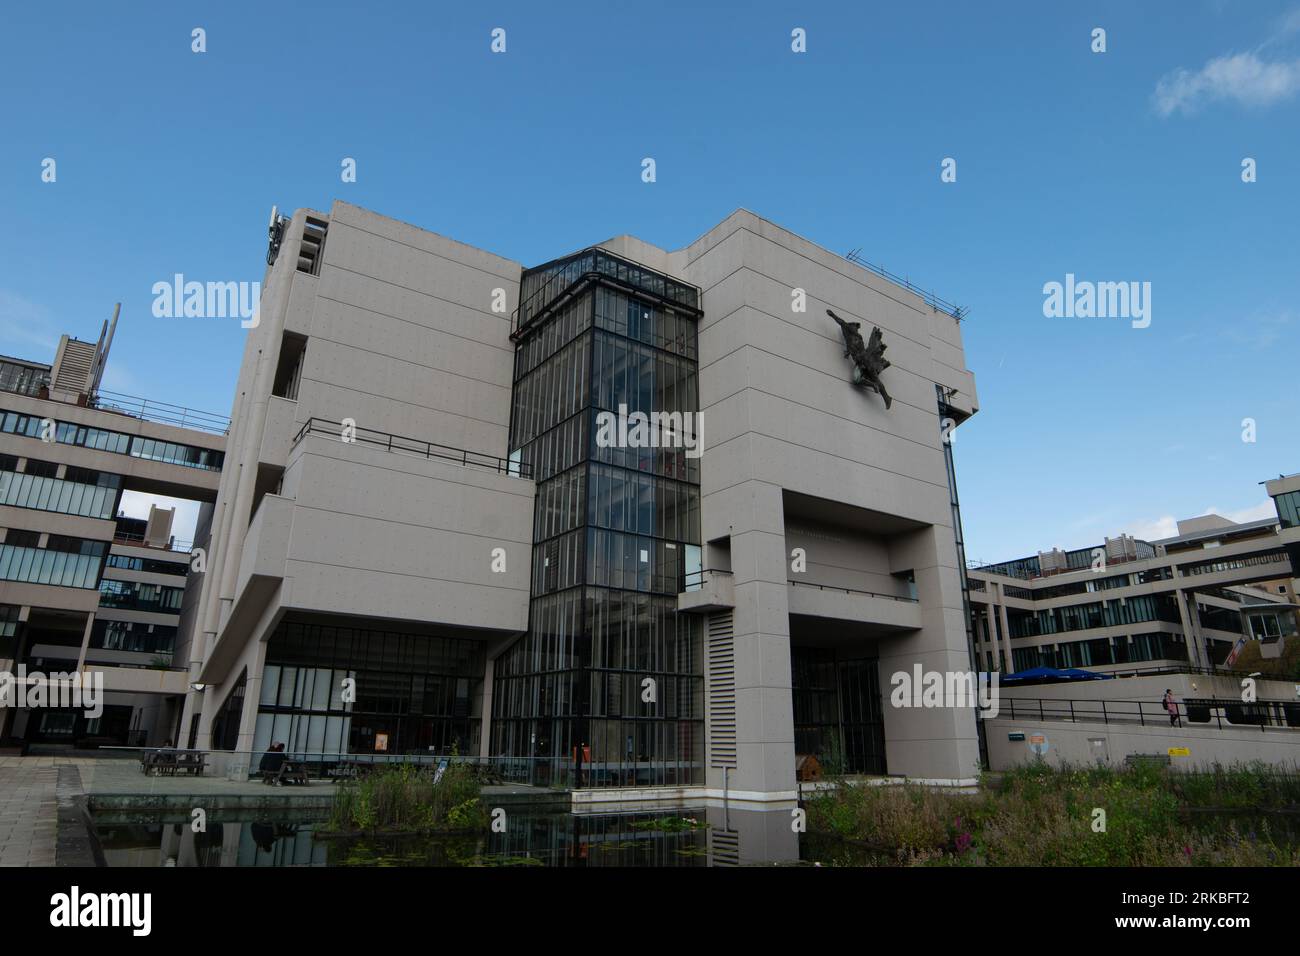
top-left (185, 201), bottom-right (982, 796)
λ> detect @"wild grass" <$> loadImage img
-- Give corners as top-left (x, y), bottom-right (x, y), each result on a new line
top-left (323, 761), bottom-right (488, 834)
top-left (803, 761), bottom-right (1300, 866)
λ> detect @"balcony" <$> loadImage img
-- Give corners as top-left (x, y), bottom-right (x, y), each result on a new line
top-left (677, 569), bottom-right (735, 613)
top-left (786, 579), bottom-right (922, 630)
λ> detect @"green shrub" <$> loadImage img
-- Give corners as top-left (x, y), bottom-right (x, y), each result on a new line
top-left (803, 761), bottom-right (1300, 867)
top-left (326, 761), bottom-right (488, 834)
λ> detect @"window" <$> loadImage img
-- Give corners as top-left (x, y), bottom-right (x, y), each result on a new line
top-left (0, 409), bottom-right (222, 470)
top-left (272, 332), bottom-right (308, 400)
top-left (1275, 491), bottom-right (1300, 529)
top-left (0, 534), bottom-right (105, 588)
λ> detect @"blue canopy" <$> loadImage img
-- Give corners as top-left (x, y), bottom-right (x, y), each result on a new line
top-left (1000, 666), bottom-right (1115, 684)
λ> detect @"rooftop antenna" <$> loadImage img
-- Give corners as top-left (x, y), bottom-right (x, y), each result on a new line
top-left (90, 302), bottom-right (120, 397)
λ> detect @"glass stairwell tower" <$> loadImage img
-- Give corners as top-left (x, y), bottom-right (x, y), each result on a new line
top-left (492, 249), bottom-right (705, 788)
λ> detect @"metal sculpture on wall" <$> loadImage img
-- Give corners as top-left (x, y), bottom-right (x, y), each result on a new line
top-left (828, 309), bottom-right (892, 409)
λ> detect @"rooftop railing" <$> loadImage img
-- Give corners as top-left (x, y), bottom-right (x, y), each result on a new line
top-left (845, 249), bottom-right (968, 321)
top-left (512, 248), bottom-right (702, 340)
top-left (112, 530), bottom-right (195, 553)
top-left (291, 417), bottom-right (531, 479)
top-left (89, 389), bottom-right (230, 435)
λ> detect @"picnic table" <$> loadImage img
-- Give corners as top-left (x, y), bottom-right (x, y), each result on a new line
top-left (261, 758), bottom-right (310, 786)
top-left (140, 750), bottom-right (206, 776)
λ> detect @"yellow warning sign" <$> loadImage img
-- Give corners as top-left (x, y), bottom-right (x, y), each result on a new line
top-left (1168, 747), bottom-right (1190, 757)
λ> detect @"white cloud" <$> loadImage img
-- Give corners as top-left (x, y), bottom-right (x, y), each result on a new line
top-left (1127, 515), bottom-right (1180, 541)
top-left (1154, 51), bottom-right (1300, 116)
top-left (1208, 501), bottom-right (1277, 524)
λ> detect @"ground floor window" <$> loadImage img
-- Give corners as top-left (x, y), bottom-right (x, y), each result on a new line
top-left (252, 621), bottom-right (485, 757)
top-left (792, 647), bottom-right (886, 775)
top-left (491, 587), bottom-right (704, 787)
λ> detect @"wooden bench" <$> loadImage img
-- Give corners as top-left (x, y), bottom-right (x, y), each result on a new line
top-left (172, 752), bottom-right (207, 776)
top-left (141, 751), bottom-right (178, 775)
top-left (262, 760), bottom-right (310, 786)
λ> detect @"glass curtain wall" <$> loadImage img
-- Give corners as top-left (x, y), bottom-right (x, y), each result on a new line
top-left (495, 252), bottom-right (704, 787)
top-left (254, 620), bottom-right (486, 758)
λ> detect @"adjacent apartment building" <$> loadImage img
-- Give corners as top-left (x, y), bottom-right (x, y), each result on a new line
top-left (182, 200), bottom-right (982, 801)
top-left (0, 327), bottom-right (226, 748)
top-left (968, 479), bottom-right (1300, 678)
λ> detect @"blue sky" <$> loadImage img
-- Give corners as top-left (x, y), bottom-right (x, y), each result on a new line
top-left (2, 1), bottom-right (1297, 560)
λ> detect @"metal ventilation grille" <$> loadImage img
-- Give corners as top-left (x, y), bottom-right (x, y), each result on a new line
top-left (710, 828), bottom-right (740, 867)
top-left (707, 610), bottom-right (736, 769)
top-left (297, 217), bottom-right (328, 275)
top-left (53, 340), bottom-right (96, 394)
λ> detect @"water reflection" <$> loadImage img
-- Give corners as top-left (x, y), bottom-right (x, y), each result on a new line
top-left (95, 805), bottom-right (805, 867)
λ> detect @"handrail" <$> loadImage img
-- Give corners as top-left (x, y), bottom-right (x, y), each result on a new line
top-left (89, 388), bottom-right (230, 434)
top-left (845, 249), bottom-right (967, 321)
top-left (291, 417), bottom-right (531, 479)
top-left (997, 694), bottom-right (1300, 732)
top-left (112, 530), bottom-right (195, 553)
top-left (787, 578), bottom-right (918, 603)
top-left (511, 248), bottom-right (702, 340)
top-left (683, 568), bottom-right (731, 587)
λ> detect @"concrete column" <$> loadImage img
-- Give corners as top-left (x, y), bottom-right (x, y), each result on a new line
top-left (724, 480), bottom-right (795, 798)
top-left (977, 603), bottom-right (993, 670)
top-left (74, 612), bottom-right (95, 671)
top-left (880, 525), bottom-right (981, 782)
top-left (1176, 588), bottom-right (1209, 669)
top-left (996, 592), bottom-right (1015, 674)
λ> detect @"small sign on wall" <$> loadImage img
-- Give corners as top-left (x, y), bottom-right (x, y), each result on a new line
top-left (1168, 746), bottom-right (1190, 757)
top-left (1008, 732), bottom-right (1025, 741)
top-left (375, 733), bottom-right (389, 752)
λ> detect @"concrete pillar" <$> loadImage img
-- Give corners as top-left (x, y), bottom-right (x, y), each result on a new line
top-left (725, 480), bottom-right (795, 798)
top-left (982, 603), bottom-right (998, 670)
top-left (879, 525), bottom-right (981, 782)
top-left (74, 612), bottom-right (95, 671)
top-left (1176, 588), bottom-right (1209, 669)
top-left (996, 592), bottom-right (1015, 674)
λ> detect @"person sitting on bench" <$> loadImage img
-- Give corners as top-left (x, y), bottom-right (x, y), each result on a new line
top-left (259, 742), bottom-right (287, 779)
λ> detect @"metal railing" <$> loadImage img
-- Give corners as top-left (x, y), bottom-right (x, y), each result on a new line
top-left (511, 248), bottom-right (702, 340)
top-left (90, 389), bottom-right (230, 434)
top-left (788, 578), bottom-right (919, 603)
top-left (291, 417), bottom-right (531, 479)
top-left (112, 530), bottom-right (195, 553)
top-left (998, 695), bottom-right (1300, 731)
top-left (682, 568), bottom-right (731, 591)
top-left (845, 249), bottom-right (967, 321)
top-left (112, 749), bottom-right (705, 790)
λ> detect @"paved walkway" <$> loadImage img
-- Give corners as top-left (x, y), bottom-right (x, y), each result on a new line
top-left (0, 757), bottom-right (59, 867)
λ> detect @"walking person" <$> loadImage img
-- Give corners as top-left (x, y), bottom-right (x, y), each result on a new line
top-left (1162, 689), bottom-right (1181, 728)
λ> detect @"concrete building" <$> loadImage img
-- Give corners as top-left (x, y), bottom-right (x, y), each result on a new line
top-left (968, 478), bottom-right (1300, 772)
top-left (183, 200), bottom-right (982, 801)
top-left (967, 489), bottom-right (1300, 678)
top-left (0, 327), bottom-right (226, 748)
